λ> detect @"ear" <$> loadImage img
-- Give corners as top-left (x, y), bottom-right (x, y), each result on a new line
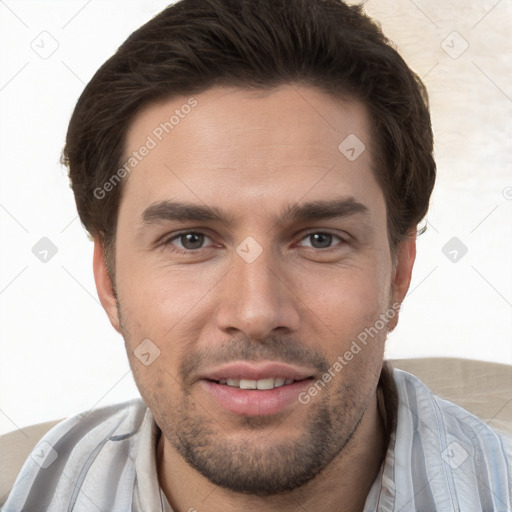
top-left (93, 238), bottom-right (121, 333)
top-left (388, 232), bottom-right (416, 331)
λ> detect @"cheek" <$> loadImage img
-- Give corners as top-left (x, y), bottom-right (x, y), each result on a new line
top-left (130, 359), bottom-right (180, 422)
top-left (309, 266), bottom-right (391, 400)
top-left (300, 259), bottom-right (392, 335)
top-left (116, 253), bottom-right (220, 337)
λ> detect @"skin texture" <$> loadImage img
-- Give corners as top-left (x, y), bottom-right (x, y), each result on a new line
top-left (93, 84), bottom-right (416, 512)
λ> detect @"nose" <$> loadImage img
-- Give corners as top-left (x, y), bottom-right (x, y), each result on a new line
top-left (214, 245), bottom-right (301, 340)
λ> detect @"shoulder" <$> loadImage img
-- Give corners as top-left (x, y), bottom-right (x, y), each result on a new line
top-left (392, 367), bottom-right (512, 452)
top-left (38, 397), bottom-right (149, 443)
top-left (393, 366), bottom-right (511, 441)
top-left (391, 368), bottom-right (512, 509)
top-left (390, 357), bottom-right (512, 436)
top-left (2, 398), bottom-right (149, 511)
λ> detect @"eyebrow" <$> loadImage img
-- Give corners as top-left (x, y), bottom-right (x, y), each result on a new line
top-left (277, 197), bottom-right (370, 224)
top-left (140, 197), bottom-right (370, 227)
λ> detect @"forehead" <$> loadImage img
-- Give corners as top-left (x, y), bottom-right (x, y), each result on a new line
top-left (120, 84), bottom-right (383, 220)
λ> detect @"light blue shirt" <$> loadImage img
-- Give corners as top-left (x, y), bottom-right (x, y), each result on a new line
top-left (3, 368), bottom-right (511, 511)
top-left (364, 370), bottom-right (512, 511)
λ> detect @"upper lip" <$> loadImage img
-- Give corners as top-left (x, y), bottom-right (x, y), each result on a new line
top-left (201, 361), bottom-right (316, 382)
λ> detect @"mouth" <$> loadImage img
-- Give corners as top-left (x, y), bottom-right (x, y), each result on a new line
top-left (199, 362), bottom-right (316, 416)
top-left (209, 376), bottom-right (309, 390)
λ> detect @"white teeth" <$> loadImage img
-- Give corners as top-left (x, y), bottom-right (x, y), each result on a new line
top-left (219, 377), bottom-right (294, 389)
top-left (256, 378), bottom-right (275, 390)
top-left (239, 379), bottom-right (257, 389)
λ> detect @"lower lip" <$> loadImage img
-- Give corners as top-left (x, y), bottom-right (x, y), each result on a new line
top-left (201, 379), bottom-right (313, 416)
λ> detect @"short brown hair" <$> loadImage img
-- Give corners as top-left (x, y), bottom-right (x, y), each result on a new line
top-left (62, 0), bottom-right (436, 273)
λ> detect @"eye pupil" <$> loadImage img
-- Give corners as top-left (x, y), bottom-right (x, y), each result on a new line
top-left (310, 233), bottom-right (332, 248)
top-left (181, 232), bottom-right (204, 249)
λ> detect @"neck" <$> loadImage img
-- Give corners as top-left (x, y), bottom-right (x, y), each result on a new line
top-left (157, 390), bottom-right (386, 512)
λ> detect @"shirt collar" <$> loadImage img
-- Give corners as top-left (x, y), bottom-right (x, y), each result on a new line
top-left (133, 407), bottom-right (173, 512)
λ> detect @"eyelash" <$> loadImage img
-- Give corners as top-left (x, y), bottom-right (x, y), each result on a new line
top-left (161, 230), bottom-right (348, 256)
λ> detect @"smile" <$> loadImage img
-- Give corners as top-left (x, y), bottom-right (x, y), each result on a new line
top-left (216, 377), bottom-right (300, 389)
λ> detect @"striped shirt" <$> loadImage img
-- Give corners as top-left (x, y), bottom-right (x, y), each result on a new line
top-left (3, 368), bottom-right (511, 511)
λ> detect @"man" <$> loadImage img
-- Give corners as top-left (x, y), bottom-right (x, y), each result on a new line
top-left (3, 0), bottom-right (511, 510)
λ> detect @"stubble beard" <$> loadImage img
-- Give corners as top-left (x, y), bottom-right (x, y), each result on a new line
top-left (159, 379), bottom-right (370, 496)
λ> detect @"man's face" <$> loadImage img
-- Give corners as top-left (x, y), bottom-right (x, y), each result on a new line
top-left (95, 84), bottom-right (413, 495)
